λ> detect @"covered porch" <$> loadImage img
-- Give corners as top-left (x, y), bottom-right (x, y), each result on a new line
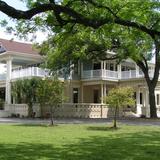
top-left (80, 82), bottom-right (115, 104)
top-left (0, 51), bottom-right (43, 104)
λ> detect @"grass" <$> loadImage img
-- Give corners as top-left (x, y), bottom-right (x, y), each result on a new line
top-left (0, 124), bottom-right (159, 160)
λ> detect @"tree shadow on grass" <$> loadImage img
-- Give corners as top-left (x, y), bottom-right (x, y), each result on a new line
top-left (14, 124), bottom-right (59, 127)
top-left (87, 126), bottom-right (120, 131)
top-left (0, 130), bottom-right (160, 160)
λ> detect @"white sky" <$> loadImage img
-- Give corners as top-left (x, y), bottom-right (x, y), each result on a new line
top-left (0, 0), bottom-right (48, 73)
top-left (0, 0), bottom-right (47, 43)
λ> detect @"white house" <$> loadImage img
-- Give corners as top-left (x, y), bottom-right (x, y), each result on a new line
top-left (0, 38), bottom-right (159, 118)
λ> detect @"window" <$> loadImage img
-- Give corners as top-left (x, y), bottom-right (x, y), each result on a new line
top-left (140, 92), bottom-right (143, 104)
top-left (115, 65), bottom-right (117, 71)
top-left (157, 94), bottom-right (159, 105)
top-left (106, 63), bottom-right (109, 70)
top-left (93, 63), bottom-right (101, 70)
top-left (122, 66), bottom-right (126, 71)
top-left (93, 89), bottom-right (99, 103)
top-left (110, 63), bottom-right (114, 71)
top-left (73, 88), bottom-right (79, 103)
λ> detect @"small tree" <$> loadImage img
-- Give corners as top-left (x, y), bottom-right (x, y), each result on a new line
top-left (12, 78), bottom-right (40, 117)
top-left (36, 77), bottom-right (65, 125)
top-left (104, 87), bottom-right (135, 128)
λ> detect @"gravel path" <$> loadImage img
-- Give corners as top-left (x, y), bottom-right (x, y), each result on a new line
top-left (0, 118), bottom-right (160, 126)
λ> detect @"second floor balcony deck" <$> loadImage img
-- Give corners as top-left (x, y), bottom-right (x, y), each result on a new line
top-left (11, 67), bottom-right (49, 79)
top-left (0, 67), bottom-right (50, 81)
top-left (0, 67), bottom-right (155, 82)
top-left (82, 69), bottom-right (154, 80)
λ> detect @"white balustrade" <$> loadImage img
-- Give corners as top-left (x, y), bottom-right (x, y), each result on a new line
top-left (11, 67), bottom-right (49, 79)
top-left (121, 70), bottom-right (137, 79)
top-left (82, 69), bottom-right (118, 79)
top-left (82, 70), bottom-right (102, 79)
top-left (0, 67), bottom-right (156, 81)
top-left (81, 69), bottom-right (157, 80)
top-left (104, 70), bottom-right (118, 79)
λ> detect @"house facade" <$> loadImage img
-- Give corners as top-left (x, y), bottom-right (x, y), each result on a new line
top-left (67, 58), bottom-right (160, 118)
top-left (0, 38), bottom-right (159, 118)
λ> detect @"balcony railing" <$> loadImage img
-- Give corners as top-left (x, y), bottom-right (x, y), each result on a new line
top-left (11, 67), bottom-right (49, 79)
top-left (82, 69), bottom-right (154, 80)
top-left (82, 69), bottom-right (118, 79)
top-left (0, 67), bottom-right (155, 82)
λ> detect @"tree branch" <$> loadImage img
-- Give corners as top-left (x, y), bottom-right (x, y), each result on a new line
top-left (83, 0), bottom-right (118, 18)
top-left (0, 0), bottom-right (160, 38)
top-left (152, 38), bottom-right (160, 86)
top-left (136, 60), bottom-right (150, 83)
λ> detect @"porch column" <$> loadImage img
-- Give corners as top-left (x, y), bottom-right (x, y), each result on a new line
top-left (104, 83), bottom-right (106, 98)
top-left (78, 60), bottom-right (81, 76)
top-left (101, 61), bottom-right (104, 78)
top-left (135, 63), bottom-right (139, 77)
top-left (5, 58), bottom-right (12, 104)
top-left (117, 64), bottom-right (121, 79)
top-left (81, 62), bottom-right (83, 78)
top-left (81, 84), bottom-right (84, 103)
top-left (136, 88), bottom-right (141, 115)
top-left (104, 61), bottom-right (106, 70)
top-left (143, 89), bottom-right (150, 118)
top-left (101, 82), bottom-right (104, 104)
top-left (101, 61), bottom-right (104, 69)
top-left (103, 61), bottom-right (106, 78)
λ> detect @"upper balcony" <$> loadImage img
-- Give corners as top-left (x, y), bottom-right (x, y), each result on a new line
top-left (0, 67), bottom-right (49, 81)
top-left (82, 69), bottom-right (153, 80)
top-left (0, 63), bottom-right (155, 82)
top-left (81, 60), bottom-right (155, 81)
top-left (82, 69), bottom-right (118, 80)
top-left (11, 67), bottom-right (49, 79)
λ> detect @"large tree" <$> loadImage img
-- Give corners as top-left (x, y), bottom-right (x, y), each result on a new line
top-left (0, 0), bottom-right (160, 117)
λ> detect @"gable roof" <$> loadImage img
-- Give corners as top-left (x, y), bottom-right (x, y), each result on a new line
top-left (0, 38), bottom-right (39, 55)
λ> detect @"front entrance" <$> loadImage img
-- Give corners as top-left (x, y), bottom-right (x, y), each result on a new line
top-left (93, 89), bottom-right (99, 103)
top-left (0, 87), bottom-right (5, 101)
top-left (73, 88), bottom-right (79, 103)
top-left (0, 87), bottom-right (5, 110)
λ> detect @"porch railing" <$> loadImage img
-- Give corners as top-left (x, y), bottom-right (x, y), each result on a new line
top-left (11, 67), bottom-right (50, 79)
top-left (82, 69), bottom-right (155, 80)
top-left (82, 69), bottom-right (118, 79)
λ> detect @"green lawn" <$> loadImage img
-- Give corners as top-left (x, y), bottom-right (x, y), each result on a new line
top-left (0, 123), bottom-right (159, 160)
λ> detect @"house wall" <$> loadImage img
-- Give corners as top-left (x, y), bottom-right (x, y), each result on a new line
top-left (83, 85), bottom-right (101, 103)
top-left (4, 103), bottom-right (126, 118)
top-left (64, 80), bottom-right (81, 103)
top-left (119, 79), bottom-right (147, 87)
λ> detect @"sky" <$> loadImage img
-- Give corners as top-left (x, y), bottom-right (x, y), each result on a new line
top-left (0, 0), bottom-right (47, 43)
top-left (0, 0), bottom-right (48, 73)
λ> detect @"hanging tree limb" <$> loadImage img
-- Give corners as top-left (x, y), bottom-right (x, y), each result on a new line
top-left (0, 0), bottom-right (160, 38)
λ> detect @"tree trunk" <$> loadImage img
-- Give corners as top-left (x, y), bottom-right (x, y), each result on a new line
top-left (40, 103), bottom-right (45, 119)
top-left (28, 103), bottom-right (33, 118)
top-left (50, 106), bottom-right (54, 125)
top-left (148, 86), bottom-right (157, 118)
top-left (113, 106), bottom-right (118, 128)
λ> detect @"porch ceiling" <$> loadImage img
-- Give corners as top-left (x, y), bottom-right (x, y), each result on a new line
top-left (82, 80), bottom-right (118, 86)
top-left (0, 51), bottom-right (43, 65)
